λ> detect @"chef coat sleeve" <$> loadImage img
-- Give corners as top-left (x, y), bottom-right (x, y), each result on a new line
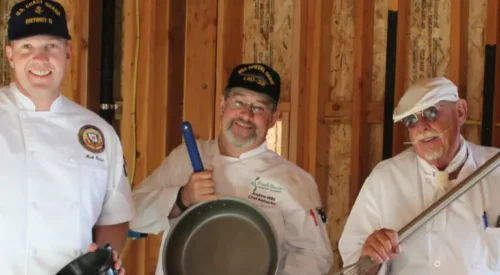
top-left (129, 145), bottom-right (189, 234)
top-left (484, 175), bottom-right (500, 271)
top-left (338, 169), bottom-right (388, 274)
top-left (280, 171), bottom-right (334, 275)
top-left (96, 130), bottom-right (137, 226)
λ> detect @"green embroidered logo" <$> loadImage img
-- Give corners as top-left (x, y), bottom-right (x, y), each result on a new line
top-left (251, 177), bottom-right (282, 193)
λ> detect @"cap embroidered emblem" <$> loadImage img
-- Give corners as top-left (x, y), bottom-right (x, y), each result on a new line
top-left (34, 6), bottom-right (43, 15)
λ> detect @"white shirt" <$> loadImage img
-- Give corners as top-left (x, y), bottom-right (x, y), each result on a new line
top-left (338, 139), bottom-right (500, 274)
top-left (130, 139), bottom-right (334, 275)
top-left (0, 83), bottom-right (136, 275)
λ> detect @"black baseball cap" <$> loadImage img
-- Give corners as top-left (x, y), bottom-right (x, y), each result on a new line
top-left (8, 0), bottom-right (71, 41)
top-left (225, 63), bottom-right (281, 104)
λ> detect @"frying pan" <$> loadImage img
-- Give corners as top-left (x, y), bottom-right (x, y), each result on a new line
top-left (161, 122), bottom-right (279, 275)
top-left (55, 244), bottom-right (117, 275)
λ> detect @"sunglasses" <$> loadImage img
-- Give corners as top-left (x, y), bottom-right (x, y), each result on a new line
top-left (401, 105), bottom-right (441, 128)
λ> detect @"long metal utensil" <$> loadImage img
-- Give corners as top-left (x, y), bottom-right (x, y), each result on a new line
top-left (335, 151), bottom-right (500, 275)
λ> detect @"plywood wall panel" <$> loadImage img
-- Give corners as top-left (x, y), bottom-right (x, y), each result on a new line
top-left (242, 0), bottom-right (293, 102)
top-left (407, 0), bottom-right (451, 85)
top-left (330, 0), bottom-right (355, 101)
top-left (465, 0), bottom-right (488, 144)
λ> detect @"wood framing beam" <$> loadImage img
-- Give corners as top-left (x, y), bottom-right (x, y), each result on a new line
top-left (119, 0), bottom-right (166, 274)
top-left (289, 0), bottom-right (309, 168)
top-left (142, 0), bottom-right (175, 269)
top-left (304, 0), bottom-right (333, 206)
top-left (57, 1), bottom-right (90, 107)
top-left (86, 0), bottom-right (102, 114)
top-left (392, 0), bottom-right (409, 156)
top-left (119, 0), bottom-right (148, 271)
top-left (449, 0), bottom-right (469, 100)
top-left (121, 0), bottom-right (187, 273)
top-left (130, 1), bottom-right (157, 272)
top-left (350, 0), bottom-right (375, 206)
top-left (214, 0), bottom-right (244, 135)
top-left (165, 1), bottom-right (186, 154)
top-left (487, 0), bottom-right (499, 46)
top-left (183, 1), bottom-right (218, 140)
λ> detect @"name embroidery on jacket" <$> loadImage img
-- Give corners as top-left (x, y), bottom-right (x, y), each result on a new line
top-left (247, 176), bottom-right (281, 206)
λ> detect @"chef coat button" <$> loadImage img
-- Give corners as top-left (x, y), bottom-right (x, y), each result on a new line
top-left (425, 178), bottom-right (432, 185)
top-left (31, 202), bottom-right (39, 209)
top-left (433, 260), bottom-right (440, 267)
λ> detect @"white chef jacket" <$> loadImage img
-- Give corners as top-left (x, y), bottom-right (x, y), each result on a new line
top-left (0, 83), bottom-right (136, 275)
top-left (338, 138), bottom-right (500, 274)
top-left (130, 139), bottom-right (334, 275)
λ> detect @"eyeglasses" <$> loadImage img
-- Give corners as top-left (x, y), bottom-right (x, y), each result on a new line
top-left (402, 105), bottom-right (441, 128)
top-left (226, 96), bottom-right (274, 115)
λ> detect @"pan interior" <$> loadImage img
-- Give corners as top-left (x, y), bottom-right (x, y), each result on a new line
top-left (164, 198), bottom-right (278, 275)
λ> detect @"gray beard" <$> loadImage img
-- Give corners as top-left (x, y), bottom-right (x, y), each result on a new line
top-left (225, 122), bottom-right (257, 148)
top-left (424, 147), bottom-right (444, 161)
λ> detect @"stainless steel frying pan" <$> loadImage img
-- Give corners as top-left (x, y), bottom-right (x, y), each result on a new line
top-left (161, 122), bottom-right (279, 275)
top-left (162, 197), bottom-right (279, 275)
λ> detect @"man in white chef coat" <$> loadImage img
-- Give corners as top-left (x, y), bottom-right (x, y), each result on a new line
top-left (0, 1), bottom-right (136, 274)
top-left (338, 77), bottom-right (500, 274)
top-left (130, 62), bottom-right (334, 274)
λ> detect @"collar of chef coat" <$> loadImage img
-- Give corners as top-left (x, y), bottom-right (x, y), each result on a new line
top-left (8, 82), bottom-right (64, 112)
top-left (213, 138), bottom-right (269, 161)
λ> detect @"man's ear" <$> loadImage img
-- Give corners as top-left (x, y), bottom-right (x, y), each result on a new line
top-left (455, 99), bottom-right (468, 125)
top-left (268, 109), bottom-right (280, 129)
top-left (219, 94), bottom-right (226, 115)
top-left (5, 45), bottom-right (14, 68)
top-left (66, 42), bottom-right (72, 60)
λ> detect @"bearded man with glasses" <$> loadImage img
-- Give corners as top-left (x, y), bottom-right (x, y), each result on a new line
top-left (339, 77), bottom-right (500, 274)
top-left (129, 63), bottom-right (334, 275)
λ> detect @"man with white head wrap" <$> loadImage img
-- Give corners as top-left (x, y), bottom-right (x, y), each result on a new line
top-left (338, 77), bottom-right (500, 274)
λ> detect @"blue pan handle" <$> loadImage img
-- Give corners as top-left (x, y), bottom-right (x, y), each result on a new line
top-left (181, 121), bottom-right (204, 172)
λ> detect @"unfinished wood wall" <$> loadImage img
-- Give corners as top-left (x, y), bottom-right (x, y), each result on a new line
top-left (119, 0), bottom-right (500, 274)
top-left (2, 0), bottom-right (498, 274)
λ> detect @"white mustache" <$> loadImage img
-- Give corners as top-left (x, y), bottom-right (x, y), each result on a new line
top-left (403, 127), bottom-right (451, 145)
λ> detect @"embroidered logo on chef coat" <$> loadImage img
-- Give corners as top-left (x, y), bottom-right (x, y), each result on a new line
top-left (78, 125), bottom-right (105, 154)
top-left (248, 176), bottom-right (281, 206)
top-left (250, 176), bottom-right (282, 193)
